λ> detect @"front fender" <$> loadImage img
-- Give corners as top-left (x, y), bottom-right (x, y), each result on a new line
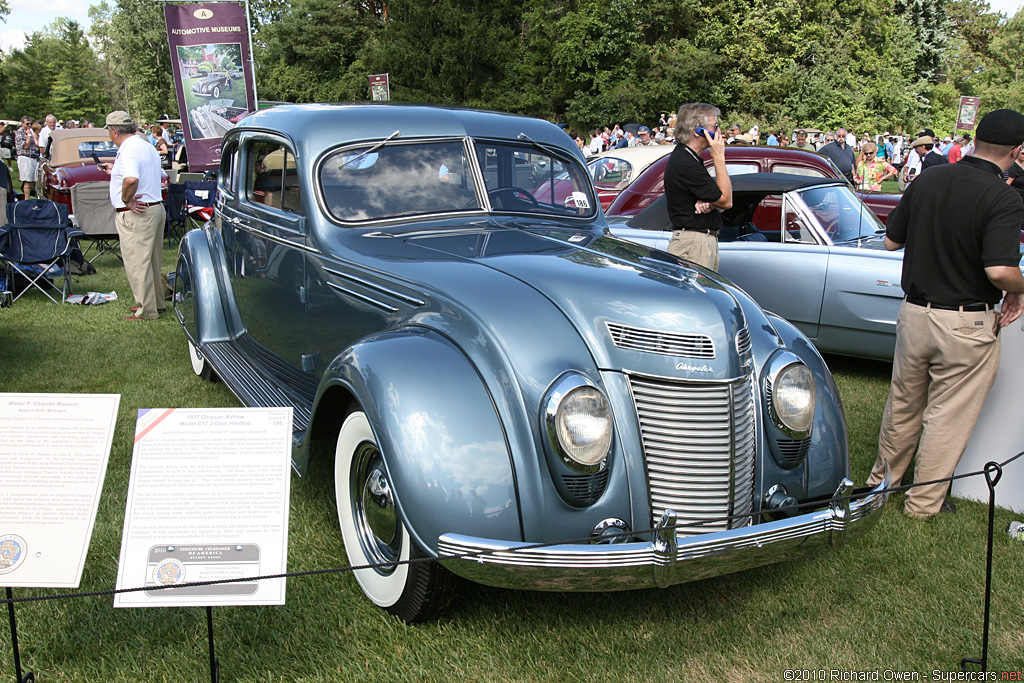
top-left (318, 326), bottom-right (522, 556)
top-left (764, 311), bottom-right (850, 497)
top-left (175, 227), bottom-right (231, 345)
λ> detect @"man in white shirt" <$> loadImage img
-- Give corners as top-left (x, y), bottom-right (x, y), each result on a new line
top-left (36, 114), bottom-right (60, 159)
top-left (98, 110), bottom-right (167, 320)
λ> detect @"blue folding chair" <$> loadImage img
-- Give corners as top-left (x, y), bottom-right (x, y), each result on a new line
top-left (183, 179), bottom-right (216, 232)
top-left (0, 199), bottom-right (82, 304)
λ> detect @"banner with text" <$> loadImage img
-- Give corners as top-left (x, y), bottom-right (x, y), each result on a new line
top-left (956, 96), bottom-right (981, 132)
top-left (164, 3), bottom-right (255, 172)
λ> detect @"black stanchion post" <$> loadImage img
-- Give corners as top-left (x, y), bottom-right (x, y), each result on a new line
top-left (206, 606), bottom-right (219, 683)
top-left (5, 588), bottom-right (33, 683)
top-left (961, 461), bottom-right (1002, 674)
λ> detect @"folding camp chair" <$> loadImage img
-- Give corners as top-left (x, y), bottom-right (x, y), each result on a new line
top-left (70, 181), bottom-right (121, 264)
top-left (183, 179), bottom-right (217, 232)
top-left (165, 182), bottom-right (188, 247)
top-left (0, 199), bottom-right (82, 304)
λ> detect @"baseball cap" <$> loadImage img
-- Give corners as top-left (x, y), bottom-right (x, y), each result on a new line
top-left (638, 125), bottom-right (651, 134)
top-left (910, 135), bottom-right (933, 148)
top-left (105, 110), bottom-right (134, 126)
top-left (975, 109), bottom-right (1024, 146)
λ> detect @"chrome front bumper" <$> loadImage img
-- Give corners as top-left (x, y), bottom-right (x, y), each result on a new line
top-left (437, 474), bottom-right (889, 592)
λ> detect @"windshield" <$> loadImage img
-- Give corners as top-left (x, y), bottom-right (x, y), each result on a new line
top-left (321, 140), bottom-right (481, 222)
top-left (797, 184), bottom-right (884, 242)
top-left (587, 156), bottom-right (634, 190)
top-left (475, 141), bottom-right (596, 218)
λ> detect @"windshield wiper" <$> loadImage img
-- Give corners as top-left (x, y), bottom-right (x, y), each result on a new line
top-left (517, 132), bottom-right (565, 160)
top-left (342, 130), bottom-right (400, 169)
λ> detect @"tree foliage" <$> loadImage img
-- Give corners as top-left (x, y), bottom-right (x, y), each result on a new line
top-left (4, 0), bottom-right (1024, 133)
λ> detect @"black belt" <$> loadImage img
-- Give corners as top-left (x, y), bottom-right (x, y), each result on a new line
top-left (677, 227), bottom-right (720, 236)
top-left (116, 202), bottom-right (161, 213)
top-left (906, 296), bottom-right (991, 312)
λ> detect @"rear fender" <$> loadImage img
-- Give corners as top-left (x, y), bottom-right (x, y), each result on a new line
top-left (316, 326), bottom-right (522, 556)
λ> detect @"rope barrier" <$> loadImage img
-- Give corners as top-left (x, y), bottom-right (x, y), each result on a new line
top-left (3, 448), bottom-right (1022, 607)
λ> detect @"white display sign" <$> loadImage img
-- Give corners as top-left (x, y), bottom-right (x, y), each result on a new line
top-left (114, 407), bottom-right (293, 607)
top-left (954, 318), bottom-right (1024, 513)
top-left (0, 393), bottom-right (120, 588)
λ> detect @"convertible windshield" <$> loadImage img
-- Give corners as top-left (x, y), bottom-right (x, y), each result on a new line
top-left (475, 141), bottom-right (597, 218)
top-left (797, 184), bottom-right (884, 242)
top-left (321, 140), bottom-right (481, 222)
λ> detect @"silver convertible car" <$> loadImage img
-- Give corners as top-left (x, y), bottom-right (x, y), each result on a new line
top-left (175, 104), bottom-right (888, 622)
top-left (610, 174), bottom-right (904, 361)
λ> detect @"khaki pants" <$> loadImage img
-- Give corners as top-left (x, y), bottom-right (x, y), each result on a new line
top-left (868, 300), bottom-right (1000, 518)
top-left (116, 205), bottom-right (166, 319)
top-left (666, 229), bottom-right (719, 271)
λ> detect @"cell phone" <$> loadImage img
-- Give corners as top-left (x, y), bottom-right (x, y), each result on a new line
top-left (695, 126), bottom-right (717, 140)
top-left (91, 153), bottom-right (102, 166)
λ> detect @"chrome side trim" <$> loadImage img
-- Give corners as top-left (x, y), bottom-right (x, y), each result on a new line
top-left (322, 267), bottom-right (426, 306)
top-left (437, 473), bottom-right (889, 592)
top-left (325, 282), bottom-right (399, 313)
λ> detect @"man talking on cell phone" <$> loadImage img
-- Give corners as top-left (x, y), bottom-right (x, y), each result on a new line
top-left (664, 103), bottom-right (733, 270)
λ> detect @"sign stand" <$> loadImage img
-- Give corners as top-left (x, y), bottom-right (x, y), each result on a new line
top-left (205, 606), bottom-right (219, 683)
top-left (5, 588), bottom-right (33, 683)
top-left (960, 461), bottom-right (1001, 674)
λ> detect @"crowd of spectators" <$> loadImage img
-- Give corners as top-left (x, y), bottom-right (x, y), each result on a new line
top-left (566, 115), bottom-right (985, 191)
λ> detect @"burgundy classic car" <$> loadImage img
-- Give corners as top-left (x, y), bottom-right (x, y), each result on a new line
top-left (533, 146), bottom-right (674, 210)
top-left (606, 145), bottom-right (901, 224)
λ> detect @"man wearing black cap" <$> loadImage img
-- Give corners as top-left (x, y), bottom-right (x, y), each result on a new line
top-left (867, 109), bottom-right (1024, 519)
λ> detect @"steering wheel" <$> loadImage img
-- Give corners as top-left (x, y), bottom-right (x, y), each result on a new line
top-left (488, 187), bottom-right (540, 209)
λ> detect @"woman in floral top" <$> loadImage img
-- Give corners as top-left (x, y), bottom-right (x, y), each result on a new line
top-left (854, 142), bottom-right (897, 191)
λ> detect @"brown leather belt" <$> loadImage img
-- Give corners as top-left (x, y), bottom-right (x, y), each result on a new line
top-left (906, 296), bottom-right (991, 312)
top-left (116, 202), bottom-right (161, 213)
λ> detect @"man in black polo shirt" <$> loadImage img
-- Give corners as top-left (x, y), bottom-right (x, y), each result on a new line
top-left (867, 109), bottom-right (1024, 519)
top-left (664, 102), bottom-right (733, 270)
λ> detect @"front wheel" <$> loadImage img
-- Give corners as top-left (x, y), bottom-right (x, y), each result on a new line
top-left (187, 338), bottom-right (218, 382)
top-left (335, 410), bottom-right (457, 622)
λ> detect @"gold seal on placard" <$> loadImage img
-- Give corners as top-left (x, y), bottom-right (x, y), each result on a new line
top-left (0, 535), bottom-right (27, 575)
top-left (154, 558), bottom-right (186, 585)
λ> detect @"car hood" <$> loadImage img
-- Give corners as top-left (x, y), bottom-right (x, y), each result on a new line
top-left (404, 224), bottom-right (755, 380)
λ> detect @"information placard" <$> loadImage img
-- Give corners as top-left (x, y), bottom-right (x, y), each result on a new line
top-left (114, 407), bottom-right (292, 607)
top-left (0, 393), bottom-right (120, 588)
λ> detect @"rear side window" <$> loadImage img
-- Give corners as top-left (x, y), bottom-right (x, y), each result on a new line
top-left (773, 164), bottom-right (827, 178)
top-left (250, 142), bottom-right (301, 214)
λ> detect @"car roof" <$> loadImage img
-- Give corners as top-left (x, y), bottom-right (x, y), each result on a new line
top-left (624, 173), bottom-right (844, 231)
top-left (592, 146), bottom-right (673, 165)
top-left (232, 103), bottom-right (578, 158)
top-left (46, 128), bottom-right (113, 167)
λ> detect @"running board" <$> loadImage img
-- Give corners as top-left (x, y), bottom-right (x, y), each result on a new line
top-left (201, 339), bottom-right (313, 434)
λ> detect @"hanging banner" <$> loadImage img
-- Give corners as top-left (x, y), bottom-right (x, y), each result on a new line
top-left (369, 74), bottom-right (390, 101)
top-left (956, 96), bottom-right (981, 131)
top-left (164, 3), bottom-right (256, 172)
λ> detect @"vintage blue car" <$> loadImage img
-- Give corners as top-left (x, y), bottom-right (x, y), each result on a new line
top-left (610, 173), bottom-right (905, 360)
top-left (174, 104), bottom-right (889, 622)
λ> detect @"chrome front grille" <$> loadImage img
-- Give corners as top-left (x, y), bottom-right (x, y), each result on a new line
top-left (628, 373), bottom-right (757, 536)
top-left (736, 327), bottom-right (751, 356)
top-left (607, 322), bottom-right (715, 359)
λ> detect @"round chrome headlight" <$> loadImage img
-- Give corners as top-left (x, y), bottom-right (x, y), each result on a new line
top-left (545, 375), bottom-right (613, 472)
top-left (772, 362), bottom-right (816, 436)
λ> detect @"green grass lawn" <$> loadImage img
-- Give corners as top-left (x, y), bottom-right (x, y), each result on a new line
top-left (2, 251), bottom-right (1023, 681)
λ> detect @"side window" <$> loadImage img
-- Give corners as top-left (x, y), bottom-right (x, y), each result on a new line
top-left (219, 140), bottom-right (239, 197)
top-left (773, 164), bottom-right (827, 178)
top-left (707, 162), bottom-right (758, 177)
top-left (249, 141), bottom-right (301, 214)
top-left (783, 198), bottom-right (817, 244)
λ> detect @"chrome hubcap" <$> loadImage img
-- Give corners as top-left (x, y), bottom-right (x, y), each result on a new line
top-left (352, 442), bottom-right (400, 573)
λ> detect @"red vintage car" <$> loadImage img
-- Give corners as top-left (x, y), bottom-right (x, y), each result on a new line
top-left (606, 145), bottom-right (901, 224)
top-left (532, 145), bottom-right (673, 211)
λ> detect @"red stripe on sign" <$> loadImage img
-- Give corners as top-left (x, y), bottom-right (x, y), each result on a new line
top-left (133, 408), bottom-right (176, 443)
